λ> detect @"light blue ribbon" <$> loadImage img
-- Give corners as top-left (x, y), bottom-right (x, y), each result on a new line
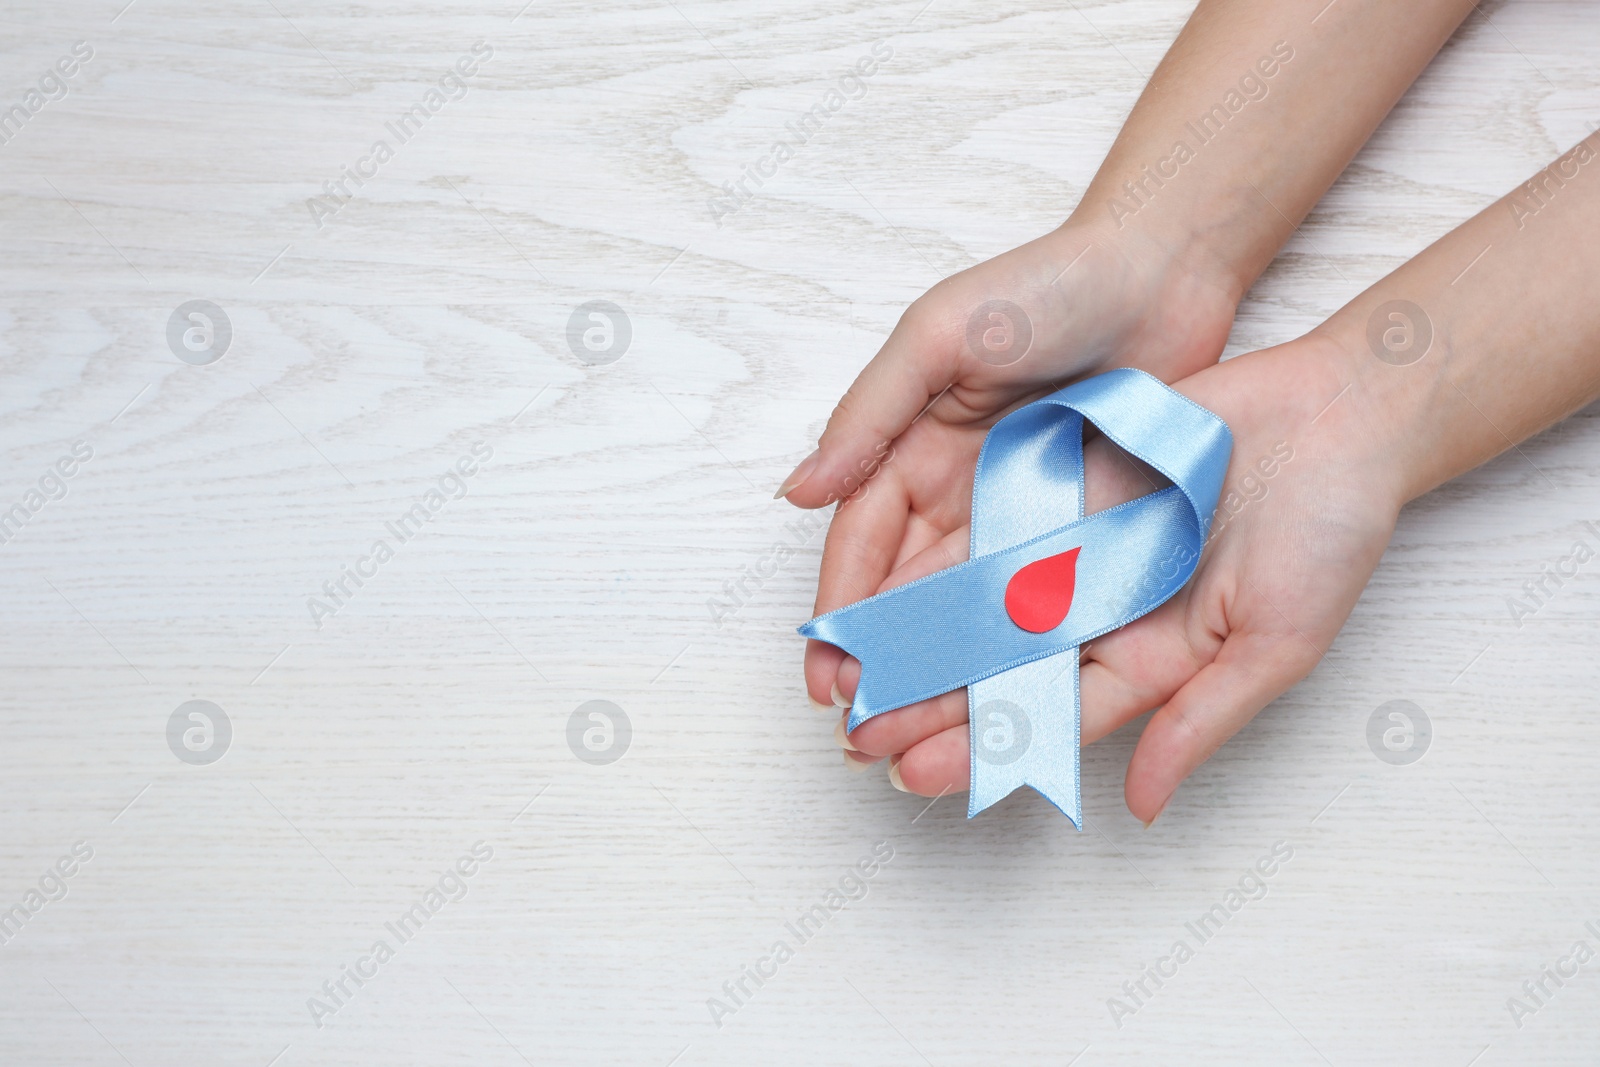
top-left (800, 369), bottom-right (1232, 824)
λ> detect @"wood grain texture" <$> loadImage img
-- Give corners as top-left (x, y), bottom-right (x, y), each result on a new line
top-left (2, 0), bottom-right (1599, 1064)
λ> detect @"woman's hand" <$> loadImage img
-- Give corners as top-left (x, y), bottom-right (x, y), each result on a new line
top-left (833, 335), bottom-right (1406, 824)
top-left (783, 218), bottom-right (1240, 720)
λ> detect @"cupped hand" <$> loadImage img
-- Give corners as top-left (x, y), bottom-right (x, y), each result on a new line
top-left (827, 335), bottom-right (1404, 824)
top-left (781, 220), bottom-right (1241, 722)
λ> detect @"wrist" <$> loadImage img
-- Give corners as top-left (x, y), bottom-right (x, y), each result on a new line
top-left (1294, 317), bottom-right (1436, 514)
top-left (1188, 328), bottom-right (1413, 523)
top-left (1042, 213), bottom-right (1241, 383)
top-left (1064, 177), bottom-right (1255, 313)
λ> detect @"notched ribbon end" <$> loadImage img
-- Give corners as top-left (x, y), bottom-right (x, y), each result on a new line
top-left (967, 778), bottom-right (1083, 829)
top-left (798, 619), bottom-right (895, 730)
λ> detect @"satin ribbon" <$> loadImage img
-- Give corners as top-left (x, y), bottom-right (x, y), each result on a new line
top-left (800, 369), bottom-right (1232, 824)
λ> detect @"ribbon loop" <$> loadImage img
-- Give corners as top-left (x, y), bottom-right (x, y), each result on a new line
top-left (800, 369), bottom-right (1232, 825)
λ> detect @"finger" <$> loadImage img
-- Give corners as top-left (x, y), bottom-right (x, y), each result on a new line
top-left (891, 510), bottom-right (955, 573)
top-left (781, 314), bottom-right (955, 508)
top-left (891, 723), bottom-right (970, 797)
top-left (879, 523), bottom-right (969, 591)
top-left (834, 655), bottom-right (860, 705)
top-left (804, 471), bottom-right (911, 706)
top-left (838, 709), bottom-right (887, 770)
top-left (1078, 600), bottom-right (1212, 744)
top-left (805, 643), bottom-right (847, 710)
top-left (1080, 661), bottom-right (1167, 745)
top-left (846, 688), bottom-right (967, 759)
top-left (1123, 631), bottom-right (1319, 824)
top-left (814, 465), bottom-right (911, 615)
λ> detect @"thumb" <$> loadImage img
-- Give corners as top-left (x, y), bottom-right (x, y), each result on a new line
top-left (1124, 631), bottom-right (1320, 825)
top-left (779, 311), bottom-right (957, 507)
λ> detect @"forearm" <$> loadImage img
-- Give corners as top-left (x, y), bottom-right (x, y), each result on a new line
top-left (1074, 0), bottom-right (1477, 298)
top-left (1316, 131), bottom-right (1600, 504)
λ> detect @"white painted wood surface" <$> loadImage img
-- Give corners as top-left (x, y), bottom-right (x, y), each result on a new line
top-left (3, 0), bottom-right (1600, 1063)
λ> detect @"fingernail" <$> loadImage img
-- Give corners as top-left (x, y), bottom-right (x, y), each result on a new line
top-left (844, 751), bottom-right (873, 773)
top-left (774, 449), bottom-right (820, 499)
top-left (830, 681), bottom-right (851, 709)
top-left (808, 694), bottom-right (834, 714)
top-left (1142, 793), bottom-right (1173, 830)
top-left (888, 758), bottom-right (910, 793)
top-left (833, 719), bottom-right (858, 752)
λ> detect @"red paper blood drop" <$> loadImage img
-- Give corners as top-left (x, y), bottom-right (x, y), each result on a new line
top-left (1004, 547), bottom-right (1081, 633)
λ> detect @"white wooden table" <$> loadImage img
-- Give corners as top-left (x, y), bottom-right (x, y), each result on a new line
top-left (3, 1), bottom-right (1599, 1063)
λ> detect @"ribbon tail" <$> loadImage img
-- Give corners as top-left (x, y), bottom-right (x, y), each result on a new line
top-left (966, 650), bottom-right (1082, 828)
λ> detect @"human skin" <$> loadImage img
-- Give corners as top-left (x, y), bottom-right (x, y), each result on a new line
top-left (838, 127), bottom-right (1600, 823)
top-left (778, 0), bottom-right (1481, 744)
